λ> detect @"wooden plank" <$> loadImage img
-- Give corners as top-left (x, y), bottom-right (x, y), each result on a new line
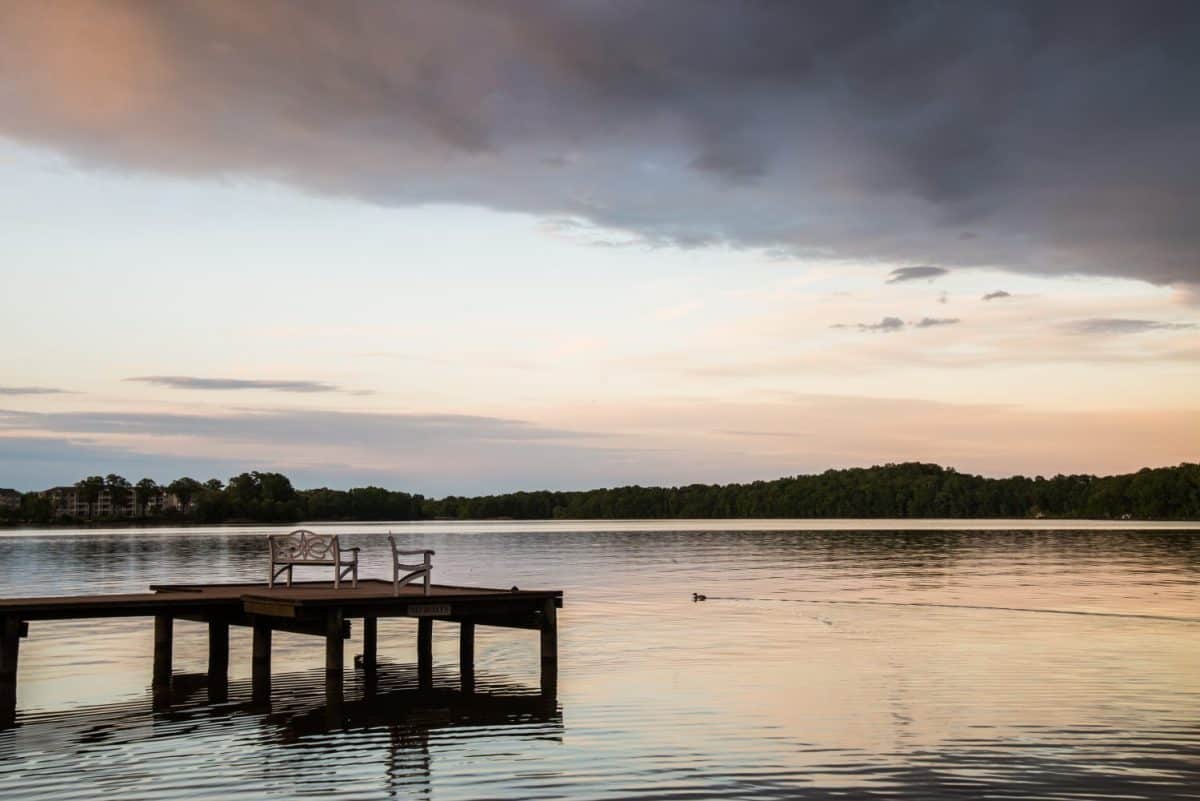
top-left (1, 601), bottom-right (238, 622)
top-left (316, 596), bottom-right (558, 622)
top-left (237, 599), bottom-right (296, 618)
top-left (179, 611), bottom-right (345, 638)
top-left (273, 618), bottom-right (351, 639)
top-left (241, 598), bottom-right (298, 619)
top-left (0, 582), bottom-right (560, 624)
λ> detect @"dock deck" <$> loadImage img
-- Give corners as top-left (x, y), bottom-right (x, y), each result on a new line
top-left (0, 579), bottom-right (563, 727)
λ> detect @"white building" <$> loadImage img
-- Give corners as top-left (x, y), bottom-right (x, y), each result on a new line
top-left (40, 486), bottom-right (176, 518)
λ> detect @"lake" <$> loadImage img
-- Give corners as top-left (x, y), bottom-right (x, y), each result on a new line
top-left (1, 521), bottom-right (1198, 800)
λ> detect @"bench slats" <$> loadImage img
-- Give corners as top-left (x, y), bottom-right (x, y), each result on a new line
top-left (268, 530), bottom-right (358, 589)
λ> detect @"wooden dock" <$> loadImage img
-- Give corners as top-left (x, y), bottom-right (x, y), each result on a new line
top-left (0, 579), bottom-right (563, 727)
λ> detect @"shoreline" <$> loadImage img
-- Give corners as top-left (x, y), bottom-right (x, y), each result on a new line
top-left (3, 517), bottom-right (1200, 535)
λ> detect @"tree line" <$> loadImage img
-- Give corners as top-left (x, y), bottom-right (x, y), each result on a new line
top-left (2, 462), bottom-right (1198, 525)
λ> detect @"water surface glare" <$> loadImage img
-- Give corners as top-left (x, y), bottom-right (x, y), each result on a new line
top-left (1, 521), bottom-right (1197, 800)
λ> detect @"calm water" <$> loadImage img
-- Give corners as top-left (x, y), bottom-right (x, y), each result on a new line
top-left (1, 521), bottom-right (1198, 800)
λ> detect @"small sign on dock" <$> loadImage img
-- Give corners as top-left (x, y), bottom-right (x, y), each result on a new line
top-left (406, 603), bottom-right (452, 617)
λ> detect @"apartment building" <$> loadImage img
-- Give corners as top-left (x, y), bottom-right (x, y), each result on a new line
top-left (41, 486), bottom-right (179, 518)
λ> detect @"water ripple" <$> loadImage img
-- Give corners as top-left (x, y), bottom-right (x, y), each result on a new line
top-left (0, 525), bottom-right (1198, 799)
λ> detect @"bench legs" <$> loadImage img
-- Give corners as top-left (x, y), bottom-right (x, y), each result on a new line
top-left (334, 561), bottom-right (358, 590)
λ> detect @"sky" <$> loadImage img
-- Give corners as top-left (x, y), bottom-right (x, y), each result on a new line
top-left (0, 1), bottom-right (1198, 494)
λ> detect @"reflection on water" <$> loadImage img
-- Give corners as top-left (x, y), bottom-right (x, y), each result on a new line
top-left (4, 665), bottom-right (560, 801)
top-left (0, 523), bottom-right (1198, 799)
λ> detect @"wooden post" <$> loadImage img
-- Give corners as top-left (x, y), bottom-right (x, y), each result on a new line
top-left (540, 599), bottom-right (558, 699)
top-left (0, 616), bottom-right (20, 728)
top-left (252, 618), bottom-right (272, 702)
top-left (417, 617), bottom-right (433, 689)
top-left (153, 614), bottom-right (174, 687)
top-left (325, 610), bottom-right (344, 702)
top-left (362, 616), bottom-right (377, 674)
top-left (207, 619), bottom-right (229, 703)
top-left (459, 621), bottom-right (475, 694)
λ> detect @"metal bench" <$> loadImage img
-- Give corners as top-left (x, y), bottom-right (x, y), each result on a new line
top-left (388, 534), bottom-right (434, 596)
top-left (268, 530), bottom-right (359, 588)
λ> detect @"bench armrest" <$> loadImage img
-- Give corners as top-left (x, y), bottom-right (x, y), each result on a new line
top-left (393, 549), bottom-right (435, 556)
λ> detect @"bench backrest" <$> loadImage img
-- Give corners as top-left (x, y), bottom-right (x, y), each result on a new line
top-left (269, 529), bottom-right (339, 562)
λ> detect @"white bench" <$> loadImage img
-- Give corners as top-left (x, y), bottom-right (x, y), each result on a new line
top-left (388, 534), bottom-right (434, 596)
top-left (268, 530), bottom-right (359, 588)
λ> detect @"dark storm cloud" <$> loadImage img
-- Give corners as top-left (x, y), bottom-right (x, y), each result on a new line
top-left (0, 386), bottom-right (70, 396)
top-left (1, 1), bottom-right (1198, 285)
top-left (1064, 318), bottom-right (1196, 335)
top-left (887, 267), bottom-right (949, 284)
top-left (127, 376), bottom-right (347, 393)
top-left (982, 291), bottom-right (1012, 301)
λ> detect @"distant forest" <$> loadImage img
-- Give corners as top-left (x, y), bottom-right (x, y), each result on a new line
top-left (4, 462), bottom-right (1200, 525)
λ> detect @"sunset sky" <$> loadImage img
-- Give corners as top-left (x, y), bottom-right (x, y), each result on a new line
top-left (1, 1), bottom-right (1197, 493)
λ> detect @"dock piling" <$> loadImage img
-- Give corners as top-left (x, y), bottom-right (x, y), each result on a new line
top-left (251, 618), bottom-right (272, 702)
top-left (1, 615), bottom-right (20, 727)
top-left (460, 621), bottom-right (475, 693)
top-left (325, 610), bottom-right (344, 702)
top-left (362, 615), bottom-right (377, 674)
top-left (207, 619), bottom-right (229, 702)
top-left (540, 598), bottom-right (558, 699)
top-left (153, 614), bottom-right (174, 687)
top-left (417, 618), bottom-right (433, 689)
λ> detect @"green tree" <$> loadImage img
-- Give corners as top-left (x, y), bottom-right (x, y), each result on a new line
top-left (20, 492), bottom-right (52, 524)
top-left (75, 475), bottom-right (105, 518)
top-left (166, 477), bottom-right (203, 514)
top-left (134, 478), bottom-right (160, 516)
top-left (105, 474), bottom-right (132, 516)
